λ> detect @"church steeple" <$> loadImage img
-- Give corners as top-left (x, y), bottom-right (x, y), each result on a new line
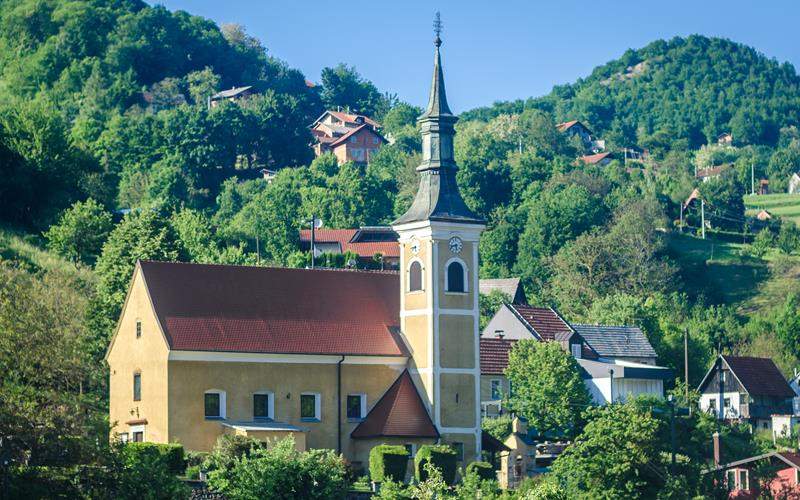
top-left (392, 14), bottom-right (484, 226)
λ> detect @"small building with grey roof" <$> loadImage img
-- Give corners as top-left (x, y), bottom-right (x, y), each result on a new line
top-left (571, 324), bottom-right (658, 366)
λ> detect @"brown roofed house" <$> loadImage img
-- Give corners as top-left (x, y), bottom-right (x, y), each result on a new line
top-left (697, 354), bottom-right (795, 430)
top-left (311, 110), bottom-right (386, 164)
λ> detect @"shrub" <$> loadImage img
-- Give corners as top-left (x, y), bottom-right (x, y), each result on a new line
top-left (116, 442), bottom-right (190, 499)
top-left (465, 461), bottom-right (495, 481)
top-left (369, 444), bottom-right (410, 483)
top-left (123, 442), bottom-right (185, 474)
top-left (185, 465), bottom-right (201, 480)
top-left (206, 436), bottom-right (347, 499)
top-left (414, 444), bottom-right (458, 485)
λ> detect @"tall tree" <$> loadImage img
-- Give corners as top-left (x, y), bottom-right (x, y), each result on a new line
top-left (505, 340), bottom-right (591, 436)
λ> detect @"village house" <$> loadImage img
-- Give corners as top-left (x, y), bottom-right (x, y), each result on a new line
top-left (106, 34), bottom-right (487, 467)
top-left (758, 178), bottom-right (769, 195)
top-left (298, 226), bottom-right (400, 269)
top-left (696, 163), bottom-right (731, 183)
top-left (478, 277), bottom-right (527, 305)
top-left (556, 120), bottom-right (596, 152)
top-left (704, 439), bottom-right (800, 499)
top-left (697, 355), bottom-right (795, 431)
top-left (789, 172), bottom-right (800, 194)
top-left (311, 110), bottom-right (386, 164)
top-left (209, 86), bottom-right (254, 107)
top-left (478, 304), bottom-right (670, 414)
top-left (717, 132), bottom-right (733, 146)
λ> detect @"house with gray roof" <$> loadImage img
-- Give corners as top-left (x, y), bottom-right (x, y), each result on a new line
top-left (479, 278), bottom-right (527, 304)
top-left (571, 324), bottom-right (658, 366)
top-left (479, 305), bottom-right (671, 410)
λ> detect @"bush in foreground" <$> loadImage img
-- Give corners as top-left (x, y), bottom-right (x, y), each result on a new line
top-left (369, 444), bottom-right (410, 483)
top-left (414, 444), bottom-right (458, 485)
top-left (206, 436), bottom-right (347, 499)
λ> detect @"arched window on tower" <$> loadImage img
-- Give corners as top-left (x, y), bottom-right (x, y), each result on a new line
top-left (446, 261), bottom-right (465, 293)
top-left (409, 261), bottom-right (423, 292)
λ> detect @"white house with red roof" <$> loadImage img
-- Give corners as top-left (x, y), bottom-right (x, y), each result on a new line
top-left (298, 226), bottom-right (400, 269)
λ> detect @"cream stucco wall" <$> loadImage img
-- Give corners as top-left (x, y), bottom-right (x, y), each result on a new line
top-left (107, 266), bottom-right (170, 443)
top-left (167, 359), bottom-right (405, 455)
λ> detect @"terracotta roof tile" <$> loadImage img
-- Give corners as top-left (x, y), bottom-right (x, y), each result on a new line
top-left (508, 305), bottom-right (573, 341)
top-left (580, 152), bottom-right (612, 164)
top-left (480, 338), bottom-right (516, 375)
top-left (299, 229), bottom-right (400, 258)
top-left (328, 124), bottom-right (386, 148)
top-left (351, 370), bottom-right (438, 438)
top-left (139, 261), bottom-right (406, 356)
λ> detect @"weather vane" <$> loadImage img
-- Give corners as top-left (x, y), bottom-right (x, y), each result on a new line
top-left (433, 11), bottom-right (443, 47)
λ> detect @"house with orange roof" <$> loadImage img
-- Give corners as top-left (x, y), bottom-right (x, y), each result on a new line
top-left (107, 31), bottom-right (487, 470)
top-left (311, 110), bottom-right (386, 164)
top-left (298, 226), bottom-right (400, 269)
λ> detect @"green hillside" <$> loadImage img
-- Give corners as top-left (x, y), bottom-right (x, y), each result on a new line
top-left (0, 225), bottom-right (94, 282)
top-left (463, 35), bottom-right (800, 151)
top-left (744, 193), bottom-right (800, 224)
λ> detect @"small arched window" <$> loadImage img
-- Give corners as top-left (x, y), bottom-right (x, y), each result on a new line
top-left (447, 261), bottom-right (465, 293)
top-left (409, 261), bottom-right (423, 292)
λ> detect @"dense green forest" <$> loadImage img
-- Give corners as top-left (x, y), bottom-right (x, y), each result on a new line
top-left (1, 0), bottom-right (800, 494)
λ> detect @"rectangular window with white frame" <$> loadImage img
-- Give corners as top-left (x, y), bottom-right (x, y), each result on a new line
top-left (571, 343), bottom-right (582, 359)
top-left (253, 391), bottom-right (274, 421)
top-left (347, 394), bottom-right (367, 421)
top-left (204, 390), bottom-right (226, 419)
top-left (129, 424), bottom-right (145, 443)
top-left (301, 392), bottom-right (321, 421)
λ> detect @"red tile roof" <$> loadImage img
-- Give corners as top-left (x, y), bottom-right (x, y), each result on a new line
top-left (480, 338), bottom-right (517, 375)
top-left (138, 261), bottom-right (406, 356)
top-left (556, 120), bottom-right (580, 132)
top-left (351, 370), bottom-right (438, 439)
top-left (299, 229), bottom-right (400, 258)
top-left (722, 355), bottom-right (795, 399)
top-left (580, 152), bottom-right (612, 164)
top-left (328, 110), bottom-right (380, 129)
top-left (508, 305), bottom-right (574, 341)
top-left (328, 124), bottom-right (386, 148)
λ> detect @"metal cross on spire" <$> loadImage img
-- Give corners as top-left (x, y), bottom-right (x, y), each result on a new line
top-left (433, 11), bottom-right (443, 47)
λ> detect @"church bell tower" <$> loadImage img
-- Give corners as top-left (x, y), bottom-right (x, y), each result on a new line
top-left (391, 16), bottom-right (485, 461)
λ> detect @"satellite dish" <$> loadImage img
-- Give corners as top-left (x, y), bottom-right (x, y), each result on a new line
top-left (314, 217), bottom-right (324, 229)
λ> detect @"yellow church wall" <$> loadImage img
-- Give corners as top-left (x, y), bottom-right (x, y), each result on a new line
top-left (402, 315), bottom-right (430, 368)
top-left (401, 238), bottom-right (431, 311)
top-left (167, 360), bottom-right (405, 454)
top-left (439, 373), bottom-right (477, 429)
top-left (438, 315), bottom-right (476, 369)
top-left (107, 266), bottom-right (170, 444)
top-left (437, 240), bottom-right (475, 311)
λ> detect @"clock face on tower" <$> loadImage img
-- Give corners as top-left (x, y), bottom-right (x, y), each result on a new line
top-left (448, 237), bottom-right (463, 254)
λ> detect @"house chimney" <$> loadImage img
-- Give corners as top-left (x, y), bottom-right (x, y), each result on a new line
top-left (713, 432), bottom-right (721, 467)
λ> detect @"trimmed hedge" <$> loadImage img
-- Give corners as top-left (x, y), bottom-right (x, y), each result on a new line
top-left (466, 461), bottom-right (495, 481)
top-left (369, 444), bottom-right (409, 483)
top-left (125, 442), bottom-right (186, 474)
top-left (414, 444), bottom-right (458, 485)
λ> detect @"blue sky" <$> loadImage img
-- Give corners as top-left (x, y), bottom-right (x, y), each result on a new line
top-left (151, 1), bottom-right (800, 112)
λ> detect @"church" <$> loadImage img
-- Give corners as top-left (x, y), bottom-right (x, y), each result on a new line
top-left (106, 31), bottom-right (486, 468)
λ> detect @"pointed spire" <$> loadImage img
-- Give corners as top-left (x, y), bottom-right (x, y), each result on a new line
top-left (391, 14), bottom-right (484, 227)
top-left (421, 12), bottom-right (453, 119)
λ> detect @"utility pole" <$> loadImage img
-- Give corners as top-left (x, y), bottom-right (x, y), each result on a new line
top-left (310, 214), bottom-right (316, 269)
top-left (701, 199), bottom-right (706, 240)
top-left (679, 202), bottom-right (684, 233)
top-left (684, 328), bottom-right (690, 412)
top-left (256, 236), bottom-right (260, 265)
top-left (751, 164), bottom-right (755, 195)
